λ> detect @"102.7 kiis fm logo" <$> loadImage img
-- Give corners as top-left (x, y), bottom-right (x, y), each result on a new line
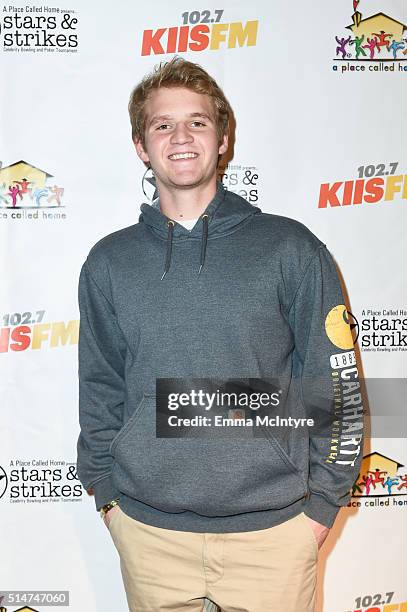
top-left (0, 310), bottom-right (78, 353)
top-left (141, 9), bottom-right (258, 55)
top-left (318, 161), bottom-right (406, 208)
top-left (345, 590), bottom-right (407, 612)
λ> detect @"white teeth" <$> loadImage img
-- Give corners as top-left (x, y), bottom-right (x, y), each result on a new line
top-left (169, 152), bottom-right (198, 160)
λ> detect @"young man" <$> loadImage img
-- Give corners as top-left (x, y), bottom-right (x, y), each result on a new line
top-left (77, 57), bottom-right (364, 611)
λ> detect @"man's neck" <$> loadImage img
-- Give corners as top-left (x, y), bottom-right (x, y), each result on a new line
top-left (157, 181), bottom-right (217, 221)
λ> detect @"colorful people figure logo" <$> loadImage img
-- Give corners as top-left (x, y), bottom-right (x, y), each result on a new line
top-left (349, 34), bottom-right (367, 59)
top-left (0, 161), bottom-right (65, 209)
top-left (334, 1), bottom-right (407, 62)
top-left (352, 453), bottom-right (407, 498)
top-left (336, 36), bottom-right (352, 59)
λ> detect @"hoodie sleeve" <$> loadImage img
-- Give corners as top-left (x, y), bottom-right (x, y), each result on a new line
top-left (76, 258), bottom-right (127, 511)
top-left (288, 244), bottom-right (364, 528)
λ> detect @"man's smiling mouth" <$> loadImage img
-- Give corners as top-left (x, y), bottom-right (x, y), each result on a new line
top-left (168, 152), bottom-right (199, 160)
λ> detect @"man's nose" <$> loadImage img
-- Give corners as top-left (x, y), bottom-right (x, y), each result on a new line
top-left (170, 122), bottom-right (193, 144)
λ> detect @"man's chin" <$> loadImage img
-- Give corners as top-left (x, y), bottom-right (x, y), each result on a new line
top-left (154, 170), bottom-right (217, 192)
top-left (166, 176), bottom-right (208, 190)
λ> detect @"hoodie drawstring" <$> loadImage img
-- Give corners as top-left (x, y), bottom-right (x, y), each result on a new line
top-left (198, 214), bottom-right (209, 276)
top-left (160, 219), bottom-right (175, 281)
top-left (160, 214), bottom-right (209, 280)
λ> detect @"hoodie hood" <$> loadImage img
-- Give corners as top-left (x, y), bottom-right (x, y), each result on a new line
top-left (139, 181), bottom-right (261, 280)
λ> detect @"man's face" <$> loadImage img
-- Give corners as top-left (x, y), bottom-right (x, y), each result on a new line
top-left (134, 87), bottom-right (228, 192)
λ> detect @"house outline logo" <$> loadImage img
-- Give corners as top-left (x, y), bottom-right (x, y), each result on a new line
top-left (334, 0), bottom-right (407, 63)
top-left (0, 160), bottom-right (65, 209)
top-left (352, 451), bottom-right (407, 497)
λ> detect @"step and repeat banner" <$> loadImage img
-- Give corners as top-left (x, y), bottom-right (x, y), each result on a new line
top-left (1, 1), bottom-right (406, 611)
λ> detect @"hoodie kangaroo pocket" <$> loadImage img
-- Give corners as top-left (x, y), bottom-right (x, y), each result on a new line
top-left (110, 395), bottom-right (308, 517)
top-left (109, 395), bottom-right (150, 456)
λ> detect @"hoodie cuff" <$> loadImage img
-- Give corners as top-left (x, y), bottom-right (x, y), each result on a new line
top-left (91, 475), bottom-right (121, 511)
top-left (303, 492), bottom-right (341, 528)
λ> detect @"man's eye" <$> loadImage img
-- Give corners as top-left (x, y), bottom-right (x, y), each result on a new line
top-left (191, 121), bottom-right (205, 127)
top-left (156, 124), bottom-right (171, 130)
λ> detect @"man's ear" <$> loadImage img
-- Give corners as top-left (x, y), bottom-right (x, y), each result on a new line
top-left (218, 133), bottom-right (228, 156)
top-left (134, 138), bottom-right (150, 164)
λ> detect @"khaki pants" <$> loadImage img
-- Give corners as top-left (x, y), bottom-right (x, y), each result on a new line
top-left (108, 506), bottom-right (318, 612)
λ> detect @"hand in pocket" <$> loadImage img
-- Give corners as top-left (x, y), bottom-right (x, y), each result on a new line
top-left (103, 505), bottom-right (120, 529)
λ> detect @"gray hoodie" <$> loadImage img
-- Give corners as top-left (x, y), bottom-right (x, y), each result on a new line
top-left (76, 181), bottom-right (364, 532)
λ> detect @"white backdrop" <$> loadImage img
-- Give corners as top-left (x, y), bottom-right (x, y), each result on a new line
top-left (1, 1), bottom-right (407, 611)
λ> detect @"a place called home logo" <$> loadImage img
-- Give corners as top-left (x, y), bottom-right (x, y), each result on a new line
top-left (334, 0), bottom-right (407, 72)
top-left (358, 307), bottom-right (407, 352)
top-left (3, 459), bottom-right (82, 504)
top-left (0, 160), bottom-right (66, 220)
top-left (0, 4), bottom-right (78, 53)
top-left (349, 452), bottom-right (407, 508)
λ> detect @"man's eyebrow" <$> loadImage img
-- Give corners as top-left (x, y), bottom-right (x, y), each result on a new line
top-left (148, 112), bottom-right (214, 126)
top-left (188, 112), bottom-right (213, 121)
top-left (149, 114), bottom-right (173, 126)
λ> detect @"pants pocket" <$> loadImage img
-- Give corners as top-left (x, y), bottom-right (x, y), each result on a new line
top-left (299, 512), bottom-right (319, 557)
